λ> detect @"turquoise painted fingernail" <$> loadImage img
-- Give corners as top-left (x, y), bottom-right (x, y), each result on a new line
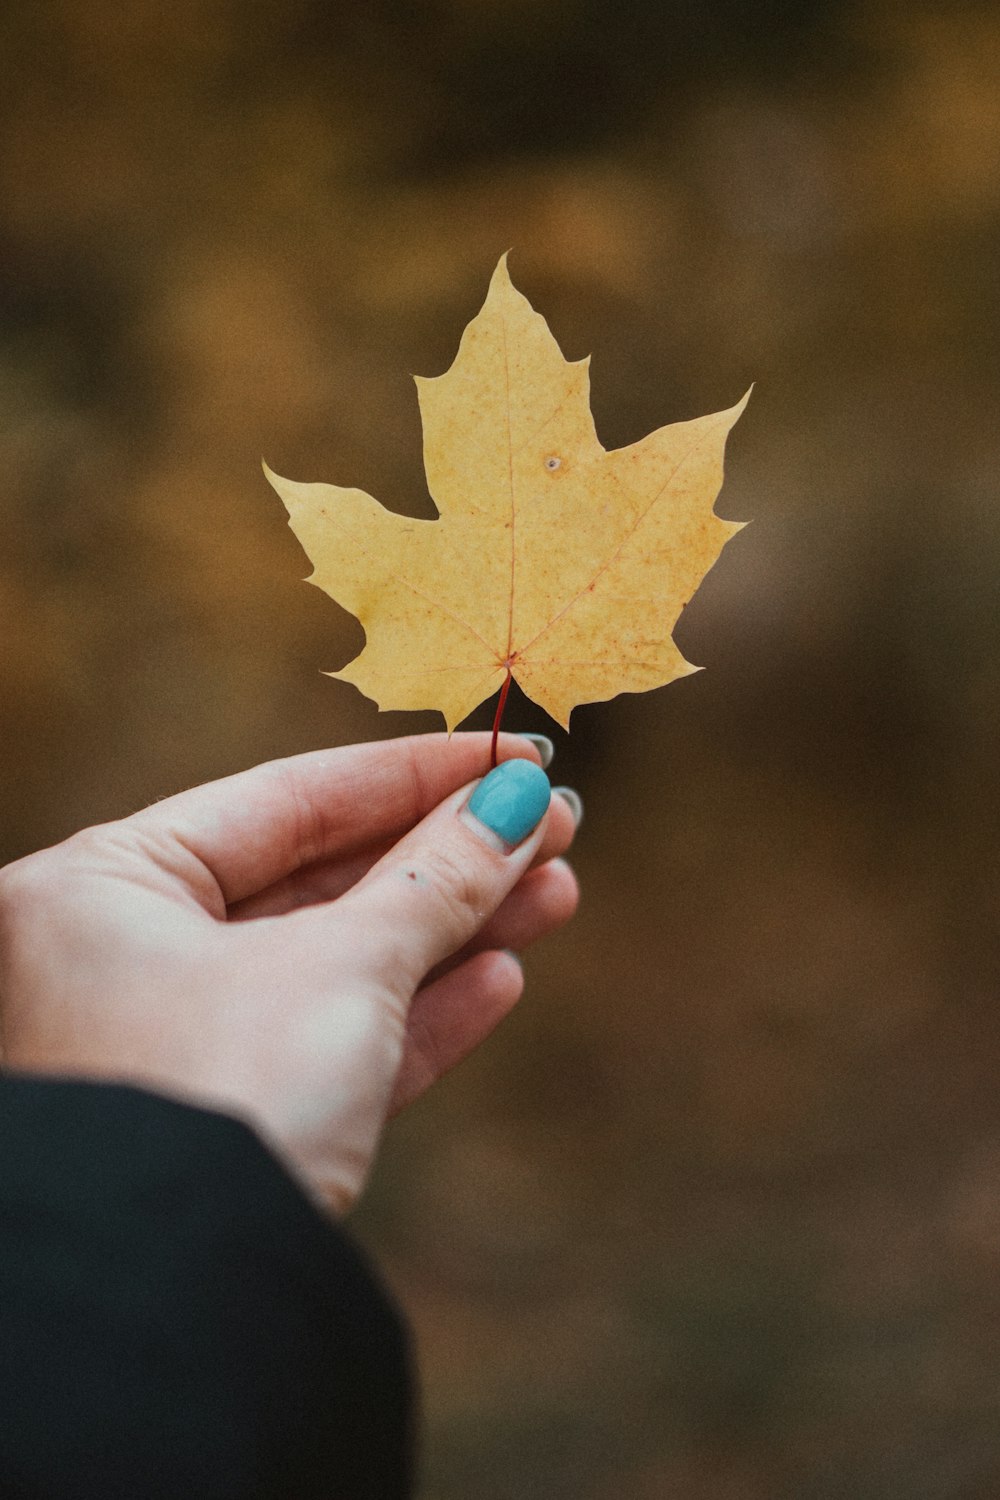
top-left (466, 759), bottom-right (551, 849)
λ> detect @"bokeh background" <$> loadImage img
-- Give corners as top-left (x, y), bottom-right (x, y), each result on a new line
top-left (3, 1), bottom-right (1000, 1494)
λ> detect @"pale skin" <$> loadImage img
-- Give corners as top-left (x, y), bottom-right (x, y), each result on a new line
top-left (0, 733), bottom-right (579, 1216)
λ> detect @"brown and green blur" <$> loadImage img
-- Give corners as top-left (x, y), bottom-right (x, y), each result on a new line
top-left (2, 2), bottom-right (1000, 1495)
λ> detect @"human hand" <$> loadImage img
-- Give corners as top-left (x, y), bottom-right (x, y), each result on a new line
top-left (0, 734), bottom-right (579, 1213)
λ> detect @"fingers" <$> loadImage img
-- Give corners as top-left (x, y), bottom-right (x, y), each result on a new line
top-left (388, 862), bottom-right (579, 1119)
top-left (470, 854), bottom-right (579, 952)
top-left (421, 858), bottom-right (579, 983)
top-left (226, 844), bottom-right (390, 921)
top-left (481, 854), bottom-right (579, 951)
top-left (314, 760), bottom-right (553, 995)
top-left (130, 731), bottom-right (542, 906)
top-left (227, 785), bottom-right (579, 921)
top-left (388, 949), bottom-right (525, 1115)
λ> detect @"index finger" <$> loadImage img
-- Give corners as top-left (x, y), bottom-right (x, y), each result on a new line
top-left (130, 732), bottom-right (542, 905)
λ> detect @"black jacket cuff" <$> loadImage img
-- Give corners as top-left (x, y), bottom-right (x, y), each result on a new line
top-left (0, 1076), bottom-right (414, 1499)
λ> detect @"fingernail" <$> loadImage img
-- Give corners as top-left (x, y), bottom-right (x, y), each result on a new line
top-left (464, 759), bottom-right (551, 849)
top-left (518, 732), bottom-right (554, 769)
top-left (554, 786), bottom-right (583, 829)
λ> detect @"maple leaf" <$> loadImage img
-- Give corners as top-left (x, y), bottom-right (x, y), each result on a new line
top-left (265, 257), bottom-right (748, 733)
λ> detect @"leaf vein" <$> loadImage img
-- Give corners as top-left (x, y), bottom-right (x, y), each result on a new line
top-left (316, 512), bottom-right (498, 660)
top-left (515, 412), bottom-right (732, 658)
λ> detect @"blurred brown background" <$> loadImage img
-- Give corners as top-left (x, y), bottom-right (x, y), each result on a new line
top-left (3, 1), bottom-right (1000, 1494)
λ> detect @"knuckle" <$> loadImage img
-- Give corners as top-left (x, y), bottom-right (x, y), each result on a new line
top-left (271, 762), bottom-right (331, 868)
top-left (0, 850), bottom-right (54, 912)
top-left (0, 825), bottom-right (115, 926)
top-left (413, 843), bottom-right (492, 938)
top-left (0, 850), bottom-right (65, 954)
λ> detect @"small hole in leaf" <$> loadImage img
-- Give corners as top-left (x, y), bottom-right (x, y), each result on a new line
top-left (544, 456), bottom-right (562, 471)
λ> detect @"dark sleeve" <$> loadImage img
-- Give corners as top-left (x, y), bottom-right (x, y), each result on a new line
top-left (0, 1077), bottom-right (415, 1500)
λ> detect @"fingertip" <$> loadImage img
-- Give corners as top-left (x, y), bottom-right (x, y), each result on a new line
top-left (516, 733), bottom-right (554, 769)
top-left (452, 945), bottom-right (526, 1014)
top-left (553, 786), bottom-right (583, 829)
top-left (445, 944), bottom-right (526, 1023)
top-left (523, 855), bottom-right (580, 932)
top-left (389, 946), bottom-right (526, 1115)
top-left (496, 945), bottom-right (526, 992)
top-left (544, 856), bottom-right (581, 920)
top-left (531, 783), bottom-right (580, 867)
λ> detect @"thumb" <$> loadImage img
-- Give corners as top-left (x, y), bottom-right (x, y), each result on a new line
top-left (323, 758), bottom-right (552, 998)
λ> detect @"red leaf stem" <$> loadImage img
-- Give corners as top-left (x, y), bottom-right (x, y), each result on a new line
top-left (489, 669), bottom-right (513, 769)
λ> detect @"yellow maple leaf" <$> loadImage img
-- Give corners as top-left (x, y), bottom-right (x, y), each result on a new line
top-left (265, 257), bottom-right (748, 734)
